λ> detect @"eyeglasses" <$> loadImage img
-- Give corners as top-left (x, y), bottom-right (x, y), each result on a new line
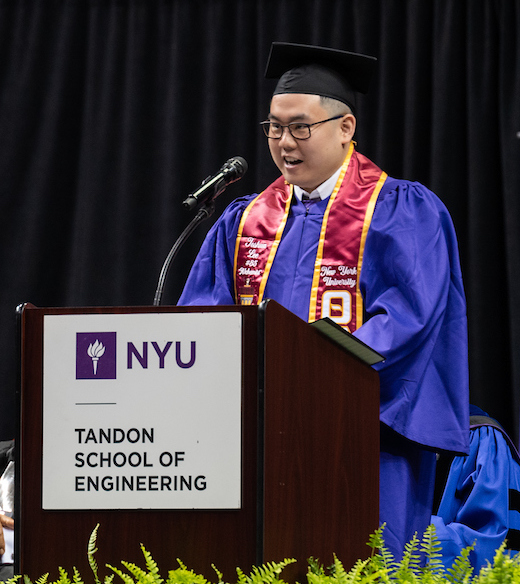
top-left (260, 115), bottom-right (344, 140)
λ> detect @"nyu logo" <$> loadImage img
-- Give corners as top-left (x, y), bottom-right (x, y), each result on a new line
top-left (75, 333), bottom-right (197, 380)
top-left (127, 341), bottom-right (196, 369)
top-left (76, 332), bottom-right (117, 380)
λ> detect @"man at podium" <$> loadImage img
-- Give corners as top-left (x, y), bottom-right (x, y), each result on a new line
top-left (178, 42), bottom-right (469, 560)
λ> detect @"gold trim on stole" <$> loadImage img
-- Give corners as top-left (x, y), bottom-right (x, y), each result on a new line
top-left (234, 193), bottom-right (261, 302)
top-left (355, 172), bottom-right (387, 325)
top-left (307, 143), bottom-right (354, 323)
top-left (233, 187), bottom-right (292, 304)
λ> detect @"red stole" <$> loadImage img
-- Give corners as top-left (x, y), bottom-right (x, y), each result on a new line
top-left (233, 143), bottom-right (387, 331)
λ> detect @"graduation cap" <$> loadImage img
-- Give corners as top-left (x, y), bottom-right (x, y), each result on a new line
top-left (265, 42), bottom-right (377, 113)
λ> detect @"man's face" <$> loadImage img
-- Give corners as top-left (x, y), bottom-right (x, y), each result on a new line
top-left (267, 93), bottom-right (355, 193)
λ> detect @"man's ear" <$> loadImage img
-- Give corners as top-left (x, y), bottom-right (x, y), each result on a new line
top-left (341, 114), bottom-right (356, 144)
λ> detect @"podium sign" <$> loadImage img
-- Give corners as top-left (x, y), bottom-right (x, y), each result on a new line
top-left (42, 312), bottom-right (242, 510)
top-left (18, 302), bottom-right (379, 582)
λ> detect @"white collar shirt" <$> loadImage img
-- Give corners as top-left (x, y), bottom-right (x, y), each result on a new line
top-left (293, 167), bottom-right (342, 202)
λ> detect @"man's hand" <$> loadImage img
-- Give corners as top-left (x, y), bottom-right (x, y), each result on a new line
top-left (0, 514), bottom-right (14, 531)
top-left (0, 515), bottom-right (14, 557)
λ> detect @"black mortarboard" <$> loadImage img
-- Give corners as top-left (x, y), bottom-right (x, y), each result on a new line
top-left (265, 42), bottom-right (377, 113)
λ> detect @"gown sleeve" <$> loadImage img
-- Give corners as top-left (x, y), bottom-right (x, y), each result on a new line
top-left (432, 426), bottom-right (512, 572)
top-left (178, 196), bottom-right (256, 306)
top-left (354, 179), bottom-right (469, 453)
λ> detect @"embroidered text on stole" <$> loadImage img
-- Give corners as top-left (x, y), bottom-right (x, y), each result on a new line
top-left (234, 143), bottom-right (387, 331)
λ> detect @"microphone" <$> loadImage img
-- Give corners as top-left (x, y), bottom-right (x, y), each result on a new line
top-left (182, 156), bottom-right (248, 211)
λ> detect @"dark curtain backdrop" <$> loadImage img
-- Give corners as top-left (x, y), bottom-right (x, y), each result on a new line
top-left (0, 0), bottom-right (519, 442)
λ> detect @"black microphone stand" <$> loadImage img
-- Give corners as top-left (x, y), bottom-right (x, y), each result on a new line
top-left (153, 201), bottom-right (215, 306)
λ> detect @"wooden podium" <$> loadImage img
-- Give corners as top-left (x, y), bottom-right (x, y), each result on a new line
top-left (17, 300), bottom-right (379, 582)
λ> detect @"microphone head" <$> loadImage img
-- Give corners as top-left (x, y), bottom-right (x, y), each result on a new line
top-left (183, 156), bottom-right (248, 212)
top-left (223, 156), bottom-right (248, 180)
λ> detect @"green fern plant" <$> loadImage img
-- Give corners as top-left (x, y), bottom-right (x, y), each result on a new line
top-left (306, 553), bottom-right (385, 584)
top-left (366, 523), bottom-right (396, 581)
top-left (419, 524), bottom-right (445, 579)
top-left (88, 524), bottom-right (101, 584)
top-left (471, 540), bottom-right (520, 583)
top-left (309, 523), bottom-right (476, 584)
top-left (109, 547), bottom-right (295, 584)
top-left (10, 522), bottom-right (520, 584)
top-left (443, 540), bottom-right (474, 584)
top-left (23, 575), bottom-right (49, 584)
top-left (165, 559), bottom-right (211, 584)
top-left (87, 524), bottom-right (114, 584)
top-left (235, 558), bottom-right (295, 584)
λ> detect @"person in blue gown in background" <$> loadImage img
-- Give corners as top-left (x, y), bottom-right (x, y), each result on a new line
top-left (432, 405), bottom-right (520, 571)
top-left (178, 42), bottom-right (469, 559)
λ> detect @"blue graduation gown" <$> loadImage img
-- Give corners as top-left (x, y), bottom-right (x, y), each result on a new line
top-left (179, 175), bottom-right (469, 558)
top-left (432, 406), bottom-right (520, 572)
